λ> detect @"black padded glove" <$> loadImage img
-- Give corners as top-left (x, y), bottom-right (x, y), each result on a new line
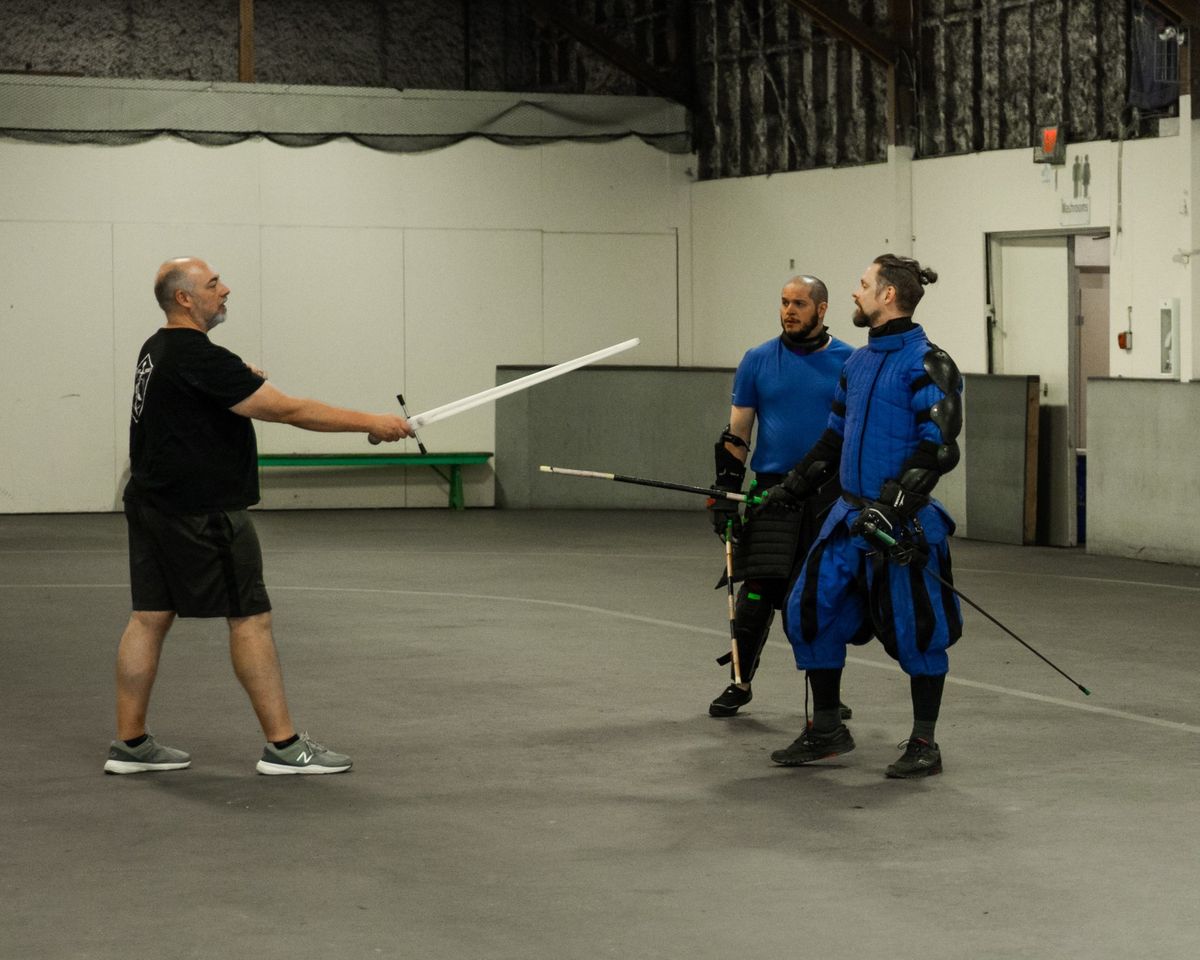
top-left (850, 500), bottom-right (903, 539)
top-left (710, 436), bottom-right (747, 538)
top-left (850, 481), bottom-right (928, 566)
top-left (756, 470), bottom-right (808, 513)
top-left (707, 496), bottom-right (740, 539)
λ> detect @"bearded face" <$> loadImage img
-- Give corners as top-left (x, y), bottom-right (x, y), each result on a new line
top-left (779, 282), bottom-right (825, 341)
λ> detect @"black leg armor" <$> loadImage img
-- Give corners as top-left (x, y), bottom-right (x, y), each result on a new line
top-left (716, 581), bottom-right (779, 682)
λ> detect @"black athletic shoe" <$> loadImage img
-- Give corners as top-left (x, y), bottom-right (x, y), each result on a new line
top-left (839, 702), bottom-right (853, 720)
top-left (770, 724), bottom-right (855, 765)
top-left (709, 684), bottom-right (752, 717)
top-left (885, 738), bottom-right (942, 779)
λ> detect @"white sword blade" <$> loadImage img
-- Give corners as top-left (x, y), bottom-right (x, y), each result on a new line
top-left (405, 338), bottom-right (639, 429)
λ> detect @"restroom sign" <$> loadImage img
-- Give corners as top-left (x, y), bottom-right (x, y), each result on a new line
top-left (1060, 197), bottom-right (1091, 226)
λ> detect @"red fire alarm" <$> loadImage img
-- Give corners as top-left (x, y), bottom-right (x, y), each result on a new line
top-left (1033, 124), bottom-right (1067, 165)
top-left (1117, 330), bottom-right (1133, 351)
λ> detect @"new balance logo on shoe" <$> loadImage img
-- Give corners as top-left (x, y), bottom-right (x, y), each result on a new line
top-left (256, 732), bottom-right (352, 775)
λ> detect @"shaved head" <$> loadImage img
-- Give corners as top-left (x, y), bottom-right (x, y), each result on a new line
top-left (786, 274), bottom-right (828, 306)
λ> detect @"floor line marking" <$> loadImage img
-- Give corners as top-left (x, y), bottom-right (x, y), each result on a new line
top-left (3, 559), bottom-right (1200, 593)
top-left (6, 582), bottom-right (1198, 735)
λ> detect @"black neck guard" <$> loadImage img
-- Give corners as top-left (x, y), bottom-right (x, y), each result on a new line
top-left (781, 328), bottom-right (832, 354)
top-left (868, 316), bottom-right (916, 339)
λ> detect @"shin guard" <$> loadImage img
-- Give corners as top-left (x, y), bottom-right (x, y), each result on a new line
top-left (716, 585), bottom-right (776, 682)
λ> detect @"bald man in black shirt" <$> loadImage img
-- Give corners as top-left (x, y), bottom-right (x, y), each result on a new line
top-left (106, 257), bottom-right (411, 777)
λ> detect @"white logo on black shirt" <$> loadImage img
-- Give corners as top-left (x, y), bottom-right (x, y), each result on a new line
top-left (132, 354), bottom-right (153, 422)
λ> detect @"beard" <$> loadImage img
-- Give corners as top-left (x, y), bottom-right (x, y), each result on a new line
top-left (851, 305), bottom-right (876, 328)
top-left (780, 315), bottom-right (819, 341)
top-left (205, 308), bottom-right (227, 331)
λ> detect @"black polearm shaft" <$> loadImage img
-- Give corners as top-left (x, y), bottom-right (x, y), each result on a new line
top-left (865, 523), bottom-right (1092, 697)
top-left (539, 465), bottom-right (760, 503)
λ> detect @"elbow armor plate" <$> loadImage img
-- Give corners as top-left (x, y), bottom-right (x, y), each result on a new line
top-left (922, 346), bottom-right (962, 473)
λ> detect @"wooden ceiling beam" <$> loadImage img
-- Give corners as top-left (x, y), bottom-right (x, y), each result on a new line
top-left (789, 0), bottom-right (919, 146)
top-left (886, 0), bottom-right (916, 146)
top-left (238, 0), bottom-right (254, 83)
top-left (1147, 0), bottom-right (1200, 25)
top-left (784, 0), bottom-right (900, 66)
top-left (521, 0), bottom-right (692, 108)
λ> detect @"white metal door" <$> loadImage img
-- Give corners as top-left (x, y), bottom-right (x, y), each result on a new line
top-left (988, 235), bottom-right (1074, 545)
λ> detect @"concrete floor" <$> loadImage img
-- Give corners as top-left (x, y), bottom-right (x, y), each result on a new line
top-left (2, 508), bottom-right (1198, 960)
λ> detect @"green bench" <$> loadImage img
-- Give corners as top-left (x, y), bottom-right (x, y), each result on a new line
top-left (257, 452), bottom-right (493, 509)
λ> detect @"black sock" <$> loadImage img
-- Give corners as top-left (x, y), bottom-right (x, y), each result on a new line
top-left (807, 668), bottom-right (843, 733)
top-left (123, 733), bottom-right (149, 748)
top-left (910, 674), bottom-right (946, 743)
top-left (272, 734), bottom-right (299, 750)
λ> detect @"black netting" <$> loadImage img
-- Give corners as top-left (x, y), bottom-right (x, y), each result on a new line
top-left (0, 78), bottom-right (691, 154)
top-left (0, 126), bottom-right (689, 153)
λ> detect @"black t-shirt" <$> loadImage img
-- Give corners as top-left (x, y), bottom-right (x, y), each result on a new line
top-left (123, 328), bottom-right (266, 513)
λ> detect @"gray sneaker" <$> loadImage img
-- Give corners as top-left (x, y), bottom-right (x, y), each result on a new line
top-left (104, 734), bottom-right (191, 774)
top-left (256, 733), bottom-right (352, 775)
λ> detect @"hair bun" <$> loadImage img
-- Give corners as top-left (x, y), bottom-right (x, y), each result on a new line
top-left (919, 267), bottom-right (938, 286)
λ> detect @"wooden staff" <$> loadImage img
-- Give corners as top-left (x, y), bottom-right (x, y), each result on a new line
top-left (724, 519), bottom-right (742, 684)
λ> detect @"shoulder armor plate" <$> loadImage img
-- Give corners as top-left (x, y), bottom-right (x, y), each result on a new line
top-left (923, 345), bottom-right (962, 394)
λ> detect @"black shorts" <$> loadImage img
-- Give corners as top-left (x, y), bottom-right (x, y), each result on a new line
top-left (125, 501), bottom-right (272, 618)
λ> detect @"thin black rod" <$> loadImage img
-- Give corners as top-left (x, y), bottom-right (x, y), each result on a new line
top-left (541, 465), bottom-right (759, 503)
top-left (925, 564), bottom-right (1091, 696)
top-left (866, 524), bottom-right (1091, 696)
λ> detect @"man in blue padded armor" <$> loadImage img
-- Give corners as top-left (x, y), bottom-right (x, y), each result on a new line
top-left (706, 275), bottom-right (853, 717)
top-left (763, 254), bottom-right (963, 778)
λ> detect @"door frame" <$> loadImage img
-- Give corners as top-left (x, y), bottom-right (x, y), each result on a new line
top-left (984, 228), bottom-right (1111, 546)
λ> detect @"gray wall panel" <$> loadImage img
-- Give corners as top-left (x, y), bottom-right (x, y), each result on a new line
top-left (1087, 379), bottom-right (1200, 566)
top-left (963, 374), bottom-right (1037, 545)
top-left (496, 367), bottom-right (733, 509)
top-left (497, 368), bottom-right (1043, 537)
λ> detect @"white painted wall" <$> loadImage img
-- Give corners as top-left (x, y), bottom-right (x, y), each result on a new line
top-left (688, 132), bottom-right (1193, 544)
top-left (2, 97), bottom-right (1195, 536)
top-left (0, 134), bottom-right (691, 512)
top-left (690, 160), bottom-right (895, 367)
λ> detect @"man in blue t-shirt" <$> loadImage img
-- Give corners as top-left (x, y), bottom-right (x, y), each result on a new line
top-left (106, 256), bottom-right (412, 778)
top-left (706, 276), bottom-right (853, 717)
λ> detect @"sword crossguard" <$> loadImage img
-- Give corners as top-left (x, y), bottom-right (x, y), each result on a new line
top-left (396, 394), bottom-right (427, 455)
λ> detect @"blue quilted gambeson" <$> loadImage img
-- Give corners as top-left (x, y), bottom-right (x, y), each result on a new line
top-left (784, 324), bottom-right (963, 677)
